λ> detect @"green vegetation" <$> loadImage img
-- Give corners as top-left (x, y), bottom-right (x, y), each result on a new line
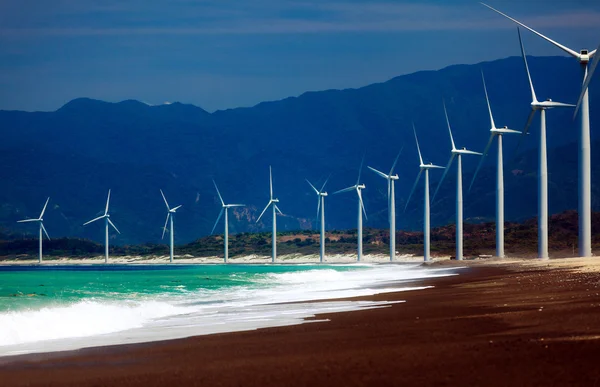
top-left (2, 210), bottom-right (599, 260)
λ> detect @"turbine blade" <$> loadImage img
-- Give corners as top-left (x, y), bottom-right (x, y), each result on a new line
top-left (433, 154), bottom-right (456, 202)
top-left (333, 185), bottom-right (356, 195)
top-left (518, 27), bottom-right (538, 103)
top-left (212, 180), bottom-right (225, 206)
top-left (404, 170), bottom-right (423, 212)
top-left (256, 201), bottom-right (272, 223)
top-left (522, 109), bottom-right (537, 137)
top-left (389, 146), bottom-right (403, 175)
top-left (481, 70), bottom-right (496, 129)
top-left (575, 47), bottom-right (600, 117)
top-left (105, 189), bottom-right (111, 216)
top-left (460, 149), bottom-right (483, 156)
top-left (540, 101), bottom-right (575, 108)
top-left (469, 135), bottom-right (495, 192)
top-left (413, 123), bottom-right (424, 165)
top-left (39, 197), bottom-right (50, 219)
top-left (443, 100), bottom-right (457, 150)
top-left (269, 165), bottom-right (273, 199)
top-left (306, 179), bottom-right (319, 195)
top-left (513, 110), bottom-right (537, 158)
top-left (211, 208), bottom-right (224, 235)
top-left (17, 219), bottom-right (38, 223)
top-left (107, 218), bottom-right (121, 234)
top-left (160, 189), bottom-right (170, 210)
top-left (482, 3), bottom-right (580, 59)
top-left (83, 215), bottom-right (104, 226)
top-left (275, 205), bottom-right (283, 215)
top-left (162, 213), bottom-right (170, 239)
top-left (320, 174), bottom-right (331, 193)
top-left (171, 205), bottom-right (182, 211)
top-left (41, 223), bottom-right (50, 240)
top-left (368, 166), bottom-right (389, 180)
top-left (356, 154), bottom-right (365, 185)
top-left (316, 196), bottom-right (321, 220)
top-left (358, 189), bottom-right (368, 221)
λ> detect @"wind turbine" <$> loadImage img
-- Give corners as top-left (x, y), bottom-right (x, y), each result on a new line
top-left (333, 157), bottom-right (367, 261)
top-left (404, 125), bottom-right (444, 262)
top-left (368, 149), bottom-right (401, 262)
top-left (160, 189), bottom-right (182, 263)
top-left (211, 180), bottom-right (245, 263)
top-left (256, 166), bottom-right (283, 263)
top-left (17, 197), bottom-right (50, 264)
top-left (482, 3), bottom-right (598, 257)
top-left (306, 177), bottom-right (329, 263)
top-left (514, 28), bottom-right (574, 259)
top-left (83, 190), bottom-right (120, 264)
top-left (469, 71), bottom-right (521, 258)
top-left (433, 103), bottom-right (482, 261)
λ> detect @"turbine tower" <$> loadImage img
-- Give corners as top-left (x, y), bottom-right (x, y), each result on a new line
top-left (306, 178), bottom-right (329, 263)
top-left (469, 71), bottom-right (521, 258)
top-left (405, 125), bottom-right (444, 262)
top-left (211, 180), bottom-right (245, 263)
top-left (482, 3), bottom-right (598, 257)
top-left (17, 197), bottom-right (50, 264)
top-left (83, 190), bottom-right (120, 263)
top-left (334, 157), bottom-right (367, 261)
top-left (368, 149), bottom-right (402, 261)
top-left (256, 166), bottom-right (283, 263)
top-left (515, 29), bottom-right (574, 259)
top-left (433, 103), bottom-right (482, 261)
top-left (160, 189), bottom-right (182, 263)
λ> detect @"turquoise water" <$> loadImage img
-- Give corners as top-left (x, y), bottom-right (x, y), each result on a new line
top-left (0, 263), bottom-right (457, 356)
top-left (0, 264), bottom-right (360, 312)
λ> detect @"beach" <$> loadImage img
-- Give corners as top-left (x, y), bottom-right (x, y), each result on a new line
top-left (0, 257), bottom-right (599, 386)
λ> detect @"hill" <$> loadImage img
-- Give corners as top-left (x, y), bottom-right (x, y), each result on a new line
top-left (0, 56), bottom-right (598, 245)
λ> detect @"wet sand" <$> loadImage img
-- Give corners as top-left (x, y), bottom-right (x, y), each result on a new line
top-left (1, 260), bottom-right (600, 386)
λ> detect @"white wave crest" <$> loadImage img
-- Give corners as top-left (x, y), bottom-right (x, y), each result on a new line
top-left (0, 300), bottom-right (192, 347)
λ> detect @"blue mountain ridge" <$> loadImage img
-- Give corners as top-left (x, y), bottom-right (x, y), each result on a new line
top-left (1, 55), bottom-right (598, 245)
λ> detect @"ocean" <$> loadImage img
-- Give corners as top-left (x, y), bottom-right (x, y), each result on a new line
top-left (0, 263), bottom-right (458, 357)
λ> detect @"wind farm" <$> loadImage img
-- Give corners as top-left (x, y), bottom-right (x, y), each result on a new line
top-left (2, 2), bottom-right (600, 386)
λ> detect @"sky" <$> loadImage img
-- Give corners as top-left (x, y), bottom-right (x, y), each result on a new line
top-left (1, 0), bottom-right (599, 112)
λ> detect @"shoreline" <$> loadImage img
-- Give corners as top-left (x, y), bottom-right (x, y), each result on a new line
top-left (1, 258), bottom-right (600, 386)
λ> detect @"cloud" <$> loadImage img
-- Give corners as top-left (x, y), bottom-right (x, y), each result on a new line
top-left (1, 1), bottom-right (599, 38)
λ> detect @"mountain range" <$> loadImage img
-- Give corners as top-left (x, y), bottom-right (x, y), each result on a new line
top-left (1, 55), bottom-right (598, 245)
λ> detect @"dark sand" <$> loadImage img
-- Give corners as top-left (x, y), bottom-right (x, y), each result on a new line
top-left (1, 262), bottom-right (600, 386)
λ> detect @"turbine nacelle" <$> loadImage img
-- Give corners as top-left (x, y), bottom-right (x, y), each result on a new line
top-left (272, 198), bottom-right (279, 203)
top-left (491, 127), bottom-right (521, 135)
top-left (580, 50), bottom-right (590, 64)
top-left (357, 184), bottom-right (366, 190)
top-left (390, 174), bottom-right (399, 180)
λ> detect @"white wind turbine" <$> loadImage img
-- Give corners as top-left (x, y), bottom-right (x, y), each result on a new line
top-left (306, 177), bottom-right (329, 263)
top-left (368, 149), bottom-right (401, 262)
top-left (482, 3), bottom-right (598, 257)
top-left (17, 197), bottom-right (51, 264)
top-left (83, 190), bottom-right (120, 263)
top-left (160, 189), bottom-right (182, 263)
top-left (256, 166), bottom-right (283, 263)
top-left (333, 157), bottom-right (367, 261)
top-left (469, 71), bottom-right (521, 258)
top-left (433, 103), bottom-right (482, 261)
top-left (404, 125), bottom-right (444, 262)
top-left (211, 180), bottom-right (245, 263)
top-left (514, 28), bottom-right (574, 259)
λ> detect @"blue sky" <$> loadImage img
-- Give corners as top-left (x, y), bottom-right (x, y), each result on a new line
top-left (1, 0), bottom-right (599, 112)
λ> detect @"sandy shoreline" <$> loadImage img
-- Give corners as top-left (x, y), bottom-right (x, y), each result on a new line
top-left (1, 257), bottom-right (600, 386)
top-left (0, 253), bottom-right (448, 265)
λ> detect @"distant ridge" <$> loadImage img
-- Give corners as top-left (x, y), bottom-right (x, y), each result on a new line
top-left (0, 55), bottom-right (598, 245)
